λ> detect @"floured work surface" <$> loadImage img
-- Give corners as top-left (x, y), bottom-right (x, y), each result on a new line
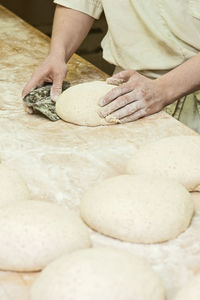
top-left (0, 4), bottom-right (200, 300)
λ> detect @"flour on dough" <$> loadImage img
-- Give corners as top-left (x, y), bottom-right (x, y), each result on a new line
top-left (30, 247), bottom-right (165, 300)
top-left (56, 81), bottom-right (120, 126)
top-left (0, 164), bottom-right (30, 206)
top-left (174, 273), bottom-right (200, 300)
top-left (0, 273), bottom-right (30, 300)
top-left (127, 136), bottom-right (200, 191)
top-left (80, 175), bottom-right (194, 244)
top-left (0, 201), bottom-right (91, 271)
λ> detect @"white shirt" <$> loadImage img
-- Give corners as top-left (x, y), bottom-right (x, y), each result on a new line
top-left (54, 0), bottom-right (200, 77)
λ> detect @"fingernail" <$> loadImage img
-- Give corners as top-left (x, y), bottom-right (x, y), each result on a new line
top-left (51, 93), bottom-right (59, 102)
top-left (52, 96), bottom-right (58, 102)
top-left (100, 109), bottom-right (108, 118)
top-left (51, 89), bottom-right (61, 102)
top-left (98, 97), bottom-right (105, 107)
top-left (106, 77), bottom-right (113, 84)
top-left (22, 92), bottom-right (27, 99)
top-left (98, 110), bottom-right (104, 118)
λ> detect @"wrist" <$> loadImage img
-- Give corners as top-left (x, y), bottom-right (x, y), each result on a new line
top-left (155, 75), bottom-right (180, 106)
top-left (49, 43), bottom-right (72, 63)
top-left (48, 50), bottom-right (67, 63)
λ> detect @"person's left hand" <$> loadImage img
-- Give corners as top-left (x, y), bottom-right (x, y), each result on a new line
top-left (98, 70), bottom-right (169, 123)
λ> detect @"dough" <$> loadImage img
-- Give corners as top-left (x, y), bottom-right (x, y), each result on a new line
top-left (30, 247), bottom-right (165, 300)
top-left (80, 175), bottom-right (194, 243)
top-left (0, 164), bottom-right (30, 206)
top-left (174, 274), bottom-right (200, 300)
top-left (127, 136), bottom-right (200, 191)
top-left (0, 273), bottom-right (29, 300)
top-left (56, 81), bottom-right (119, 126)
top-left (0, 201), bottom-right (91, 271)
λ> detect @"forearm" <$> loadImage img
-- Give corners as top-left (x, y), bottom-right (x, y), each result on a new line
top-left (157, 53), bottom-right (200, 105)
top-left (49, 5), bottom-right (94, 62)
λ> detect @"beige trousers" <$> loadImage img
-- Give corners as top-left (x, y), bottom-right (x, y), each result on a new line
top-left (164, 93), bottom-right (200, 133)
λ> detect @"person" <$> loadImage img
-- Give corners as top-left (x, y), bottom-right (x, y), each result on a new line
top-left (22, 1), bottom-right (200, 132)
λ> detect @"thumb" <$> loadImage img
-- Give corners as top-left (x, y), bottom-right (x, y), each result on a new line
top-left (50, 75), bottom-right (64, 102)
top-left (106, 70), bottom-right (136, 85)
top-left (22, 78), bottom-right (44, 99)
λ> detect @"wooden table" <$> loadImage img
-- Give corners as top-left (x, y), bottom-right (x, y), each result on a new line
top-left (0, 5), bottom-right (200, 300)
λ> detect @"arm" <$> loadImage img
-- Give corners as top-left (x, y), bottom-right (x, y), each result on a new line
top-left (99, 53), bottom-right (200, 123)
top-left (22, 5), bottom-right (94, 100)
top-left (50, 4), bottom-right (94, 63)
top-left (157, 52), bottom-right (200, 102)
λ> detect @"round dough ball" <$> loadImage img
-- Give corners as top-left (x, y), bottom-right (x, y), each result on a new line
top-left (174, 274), bottom-right (200, 300)
top-left (80, 175), bottom-right (194, 243)
top-left (0, 164), bottom-right (30, 206)
top-left (127, 136), bottom-right (200, 191)
top-left (30, 247), bottom-right (165, 300)
top-left (0, 201), bottom-right (91, 271)
top-left (56, 81), bottom-right (119, 126)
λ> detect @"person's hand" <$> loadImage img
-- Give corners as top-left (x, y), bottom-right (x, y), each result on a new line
top-left (22, 55), bottom-right (67, 101)
top-left (98, 70), bottom-right (169, 123)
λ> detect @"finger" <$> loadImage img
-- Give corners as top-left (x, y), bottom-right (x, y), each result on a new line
top-left (99, 91), bottom-right (136, 117)
top-left (109, 101), bottom-right (144, 120)
top-left (112, 70), bottom-right (136, 81)
top-left (98, 84), bottom-right (133, 107)
top-left (22, 77), bottom-right (45, 98)
top-left (50, 74), bottom-right (64, 102)
top-left (106, 77), bottom-right (125, 86)
top-left (105, 71), bottom-right (134, 86)
top-left (120, 109), bottom-right (147, 123)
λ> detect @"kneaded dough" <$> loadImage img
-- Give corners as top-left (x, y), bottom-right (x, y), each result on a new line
top-left (80, 175), bottom-right (194, 243)
top-left (0, 164), bottom-right (30, 206)
top-left (174, 274), bottom-right (200, 300)
top-left (0, 273), bottom-right (29, 300)
top-left (127, 136), bottom-right (200, 191)
top-left (0, 201), bottom-right (91, 271)
top-left (30, 247), bottom-right (165, 300)
top-left (56, 81), bottom-right (119, 126)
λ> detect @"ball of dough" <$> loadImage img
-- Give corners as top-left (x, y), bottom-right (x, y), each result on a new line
top-left (0, 201), bottom-right (91, 271)
top-left (127, 136), bottom-right (200, 191)
top-left (80, 175), bottom-right (194, 243)
top-left (30, 247), bottom-right (165, 300)
top-left (0, 164), bottom-right (30, 206)
top-left (56, 81), bottom-right (119, 126)
top-left (174, 274), bottom-right (200, 300)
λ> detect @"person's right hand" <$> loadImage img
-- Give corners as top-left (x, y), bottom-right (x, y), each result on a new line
top-left (22, 55), bottom-right (67, 101)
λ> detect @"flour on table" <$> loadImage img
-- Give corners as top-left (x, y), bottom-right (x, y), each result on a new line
top-left (0, 164), bottom-right (30, 206)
